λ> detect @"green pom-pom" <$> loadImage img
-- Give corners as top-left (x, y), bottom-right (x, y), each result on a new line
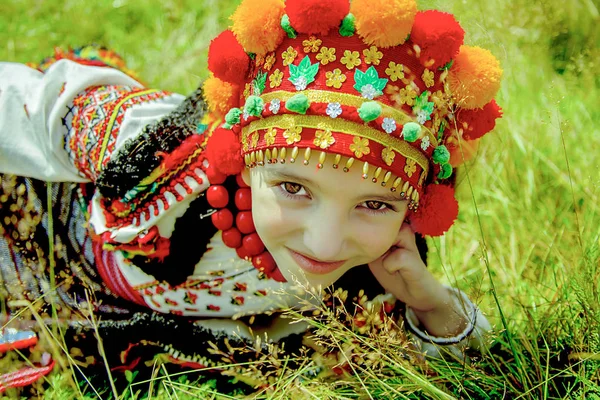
top-left (281, 15), bottom-right (297, 39)
top-left (285, 93), bottom-right (310, 114)
top-left (225, 108), bottom-right (242, 125)
top-left (244, 96), bottom-right (264, 117)
top-left (339, 13), bottom-right (356, 37)
top-left (433, 145), bottom-right (450, 164)
top-left (438, 163), bottom-right (453, 179)
top-left (402, 122), bottom-right (421, 142)
top-left (358, 101), bottom-right (382, 122)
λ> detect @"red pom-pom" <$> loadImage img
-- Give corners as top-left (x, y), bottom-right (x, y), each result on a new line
top-left (235, 188), bottom-right (252, 210)
top-left (204, 128), bottom-right (244, 176)
top-left (211, 209), bottom-right (234, 231)
top-left (409, 185), bottom-right (458, 237)
top-left (410, 10), bottom-right (464, 69)
top-left (205, 165), bottom-right (227, 185)
top-left (458, 99), bottom-right (503, 140)
top-left (223, 227), bottom-right (243, 248)
top-left (208, 30), bottom-right (250, 85)
top-left (206, 185), bottom-right (229, 208)
top-left (236, 211), bottom-right (255, 234)
top-left (286, 0), bottom-right (350, 35)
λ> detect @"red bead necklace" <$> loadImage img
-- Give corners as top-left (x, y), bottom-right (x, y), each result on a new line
top-left (204, 166), bottom-right (286, 282)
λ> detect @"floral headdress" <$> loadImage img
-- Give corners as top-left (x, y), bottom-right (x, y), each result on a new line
top-left (203, 0), bottom-right (503, 239)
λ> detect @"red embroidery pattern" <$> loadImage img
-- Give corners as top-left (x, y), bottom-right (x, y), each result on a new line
top-left (67, 85), bottom-right (171, 181)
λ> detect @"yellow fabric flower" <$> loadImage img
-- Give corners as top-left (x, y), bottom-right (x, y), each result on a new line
top-left (385, 62), bottom-right (404, 82)
top-left (316, 46), bottom-right (336, 65)
top-left (422, 69), bottom-right (435, 88)
top-left (264, 53), bottom-right (276, 70)
top-left (349, 136), bottom-right (370, 158)
top-left (283, 126), bottom-right (302, 144)
top-left (363, 46), bottom-right (383, 66)
top-left (381, 147), bottom-right (395, 166)
top-left (250, 131), bottom-right (259, 149)
top-left (243, 83), bottom-right (252, 98)
top-left (398, 86), bottom-right (418, 106)
top-left (264, 127), bottom-right (277, 146)
top-left (431, 90), bottom-right (450, 111)
top-left (313, 129), bottom-right (335, 149)
top-left (325, 69), bottom-right (346, 89)
top-left (282, 46), bottom-right (298, 67)
top-left (302, 36), bottom-right (322, 53)
top-left (340, 50), bottom-right (361, 70)
top-left (269, 69), bottom-right (283, 88)
top-left (404, 159), bottom-right (417, 177)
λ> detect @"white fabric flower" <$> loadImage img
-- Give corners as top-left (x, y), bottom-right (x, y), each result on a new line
top-left (360, 84), bottom-right (377, 100)
top-left (269, 99), bottom-right (281, 114)
top-left (326, 102), bottom-right (343, 118)
top-left (292, 76), bottom-right (308, 91)
top-left (421, 135), bottom-right (430, 150)
top-left (416, 110), bottom-right (428, 124)
top-left (242, 110), bottom-right (250, 121)
top-left (382, 117), bottom-right (397, 134)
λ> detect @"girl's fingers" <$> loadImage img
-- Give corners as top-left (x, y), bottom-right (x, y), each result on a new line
top-left (393, 222), bottom-right (419, 253)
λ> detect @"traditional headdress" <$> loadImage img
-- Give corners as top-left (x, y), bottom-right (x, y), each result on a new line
top-left (202, 0), bottom-right (502, 274)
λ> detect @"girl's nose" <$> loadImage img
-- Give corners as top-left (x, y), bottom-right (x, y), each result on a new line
top-left (302, 205), bottom-right (346, 261)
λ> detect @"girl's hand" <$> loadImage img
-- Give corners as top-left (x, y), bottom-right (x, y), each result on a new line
top-left (368, 223), bottom-right (467, 337)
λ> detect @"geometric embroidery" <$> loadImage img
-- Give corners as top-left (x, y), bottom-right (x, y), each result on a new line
top-left (65, 85), bottom-right (171, 181)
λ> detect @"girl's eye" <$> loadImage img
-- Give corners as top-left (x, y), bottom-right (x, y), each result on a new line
top-left (282, 182), bottom-right (303, 194)
top-left (278, 182), bottom-right (309, 198)
top-left (363, 200), bottom-right (387, 211)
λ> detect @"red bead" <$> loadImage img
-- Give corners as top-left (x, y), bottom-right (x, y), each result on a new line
top-left (235, 211), bottom-right (255, 234)
top-left (268, 268), bottom-right (287, 282)
top-left (252, 252), bottom-right (277, 273)
top-left (235, 188), bottom-right (252, 210)
top-left (205, 166), bottom-right (227, 185)
top-left (236, 246), bottom-right (251, 260)
top-left (236, 173), bottom-right (249, 188)
top-left (206, 185), bottom-right (229, 208)
top-left (222, 227), bottom-right (242, 248)
top-left (242, 233), bottom-right (265, 256)
top-left (211, 209), bottom-right (234, 231)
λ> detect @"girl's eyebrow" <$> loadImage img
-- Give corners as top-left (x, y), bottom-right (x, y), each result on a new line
top-left (266, 171), bottom-right (405, 202)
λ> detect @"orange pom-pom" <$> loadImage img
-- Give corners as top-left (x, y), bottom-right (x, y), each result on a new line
top-left (447, 138), bottom-right (480, 168)
top-left (204, 76), bottom-right (239, 119)
top-left (449, 46), bottom-right (503, 109)
top-left (286, 0), bottom-right (349, 35)
top-left (409, 184), bottom-right (458, 237)
top-left (205, 128), bottom-right (244, 176)
top-left (350, 0), bottom-right (417, 48)
top-left (231, 0), bottom-right (286, 55)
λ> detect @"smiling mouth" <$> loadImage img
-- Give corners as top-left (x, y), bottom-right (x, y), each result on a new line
top-left (287, 249), bottom-right (347, 275)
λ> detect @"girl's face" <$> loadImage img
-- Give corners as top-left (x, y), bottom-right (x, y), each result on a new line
top-left (242, 154), bottom-right (408, 288)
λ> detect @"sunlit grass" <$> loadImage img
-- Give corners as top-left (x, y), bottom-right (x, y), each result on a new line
top-left (1, 0), bottom-right (599, 398)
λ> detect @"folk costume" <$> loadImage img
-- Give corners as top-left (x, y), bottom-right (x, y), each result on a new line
top-left (0, 0), bottom-right (502, 393)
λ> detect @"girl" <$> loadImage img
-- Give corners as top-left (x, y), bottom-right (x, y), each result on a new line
top-left (0, 0), bottom-right (503, 393)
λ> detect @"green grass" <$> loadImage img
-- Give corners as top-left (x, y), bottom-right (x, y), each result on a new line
top-left (1, 0), bottom-right (599, 398)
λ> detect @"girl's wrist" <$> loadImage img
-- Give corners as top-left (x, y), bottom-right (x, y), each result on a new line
top-left (411, 288), bottom-right (469, 338)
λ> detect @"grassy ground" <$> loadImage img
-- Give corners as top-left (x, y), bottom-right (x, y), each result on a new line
top-left (1, 0), bottom-right (599, 398)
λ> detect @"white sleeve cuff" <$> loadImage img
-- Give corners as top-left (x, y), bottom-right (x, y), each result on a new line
top-left (403, 287), bottom-right (491, 357)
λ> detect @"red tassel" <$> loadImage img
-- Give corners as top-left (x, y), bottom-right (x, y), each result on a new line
top-left (458, 99), bottom-right (503, 140)
top-left (410, 10), bottom-right (464, 69)
top-left (409, 184), bottom-right (458, 237)
top-left (207, 30), bottom-right (250, 85)
top-left (204, 128), bottom-right (244, 176)
top-left (286, 0), bottom-right (350, 35)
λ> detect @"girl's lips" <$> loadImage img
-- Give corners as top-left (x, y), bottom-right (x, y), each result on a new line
top-left (287, 249), bottom-right (346, 275)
